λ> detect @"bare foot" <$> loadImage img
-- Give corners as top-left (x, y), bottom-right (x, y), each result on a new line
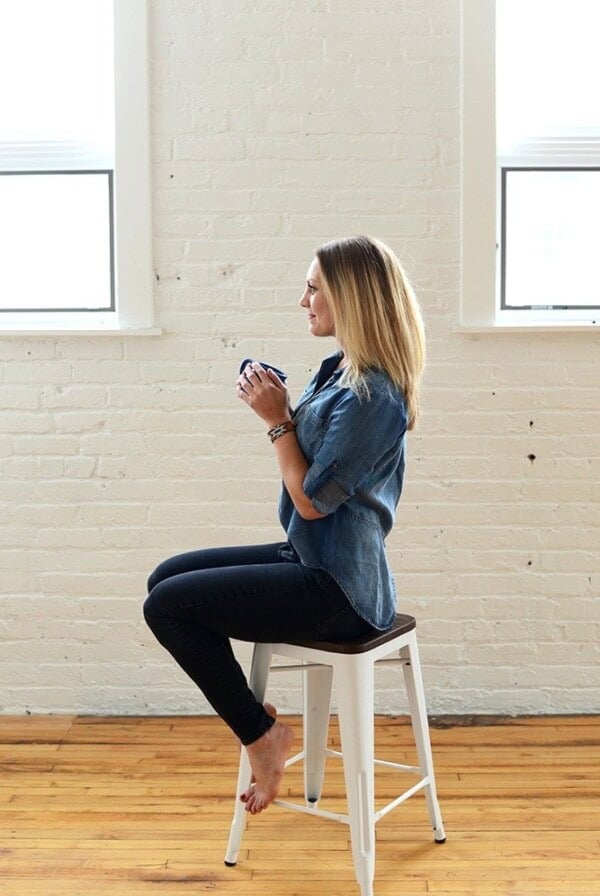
top-left (249, 703), bottom-right (277, 785)
top-left (240, 716), bottom-right (294, 815)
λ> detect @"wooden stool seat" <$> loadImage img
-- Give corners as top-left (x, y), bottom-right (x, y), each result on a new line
top-left (285, 613), bottom-right (417, 653)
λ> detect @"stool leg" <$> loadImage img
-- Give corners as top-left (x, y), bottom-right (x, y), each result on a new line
top-left (402, 634), bottom-right (446, 843)
top-left (224, 643), bottom-right (274, 866)
top-left (303, 663), bottom-right (333, 805)
top-left (335, 655), bottom-right (376, 896)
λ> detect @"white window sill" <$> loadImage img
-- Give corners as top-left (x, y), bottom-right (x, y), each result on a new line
top-left (453, 315), bottom-right (600, 333)
top-left (0, 325), bottom-right (162, 336)
top-left (0, 311), bottom-right (161, 336)
top-left (454, 308), bottom-right (600, 333)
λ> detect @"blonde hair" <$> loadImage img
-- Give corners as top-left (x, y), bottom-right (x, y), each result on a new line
top-left (316, 235), bottom-right (426, 430)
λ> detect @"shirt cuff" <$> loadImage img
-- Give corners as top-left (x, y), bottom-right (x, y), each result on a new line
top-left (304, 460), bottom-right (350, 514)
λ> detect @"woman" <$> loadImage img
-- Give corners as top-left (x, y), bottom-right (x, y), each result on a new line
top-left (143, 235), bottom-right (425, 815)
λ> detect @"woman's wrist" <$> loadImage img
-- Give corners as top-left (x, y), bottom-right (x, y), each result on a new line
top-left (264, 413), bottom-right (292, 429)
top-left (266, 420), bottom-right (296, 443)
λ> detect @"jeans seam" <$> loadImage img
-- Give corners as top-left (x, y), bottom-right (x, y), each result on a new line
top-left (316, 603), bottom-right (352, 639)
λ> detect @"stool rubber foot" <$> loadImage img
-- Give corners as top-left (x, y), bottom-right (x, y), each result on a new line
top-left (224, 860), bottom-right (237, 867)
top-left (435, 836), bottom-right (447, 844)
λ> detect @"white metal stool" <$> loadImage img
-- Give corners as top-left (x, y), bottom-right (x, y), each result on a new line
top-left (224, 613), bottom-right (446, 896)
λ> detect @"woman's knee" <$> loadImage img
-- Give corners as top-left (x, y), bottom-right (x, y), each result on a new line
top-left (146, 555), bottom-right (178, 593)
top-left (146, 547), bottom-right (209, 593)
top-left (143, 578), bottom-right (171, 625)
top-left (143, 589), bottom-right (159, 625)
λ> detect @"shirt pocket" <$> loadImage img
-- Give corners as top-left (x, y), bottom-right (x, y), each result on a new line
top-left (295, 405), bottom-right (327, 457)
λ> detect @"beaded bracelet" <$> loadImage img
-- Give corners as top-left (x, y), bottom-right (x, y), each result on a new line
top-left (267, 421), bottom-right (296, 443)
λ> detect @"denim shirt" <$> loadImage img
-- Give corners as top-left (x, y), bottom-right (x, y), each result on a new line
top-left (278, 353), bottom-right (408, 631)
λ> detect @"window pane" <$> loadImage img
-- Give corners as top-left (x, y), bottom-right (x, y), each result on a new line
top-left (0, 173), bottom-right (113, 312)
top-left (502, 169), bottom-right (600, 309)
top-left (0, 1), bottom-right (114, 167)
top-left (497, 0), bottom-right (600, 152)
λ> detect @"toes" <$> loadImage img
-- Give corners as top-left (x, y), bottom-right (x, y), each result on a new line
top-left (240, 784), bottom-right (268, 814)
top-left (246, 792), bottom-right (264, 814)
top-left (240, 782), bottom-right (255, 803)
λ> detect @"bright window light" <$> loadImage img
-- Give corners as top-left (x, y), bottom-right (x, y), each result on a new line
top-left (0, 173), bottom-right (114, 311)
top-left (0, 1), bottom-right (114, 165)
top-left (496, 0), bottom-right (600, 152)
top-left (502, 169), bottom-right (600, 310)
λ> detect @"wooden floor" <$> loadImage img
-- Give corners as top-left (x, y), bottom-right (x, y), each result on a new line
top-left (0, 714), bottom-right (598, 896)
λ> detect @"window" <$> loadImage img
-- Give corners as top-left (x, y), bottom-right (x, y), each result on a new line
top-left (0, 171), bottom-right (115, 313)
top-left (0, 1), bottom-right (155, 333)
top-left (501, 167), bottom-right (600, 313)
top-left (462, 0), bottom-right (600, 329)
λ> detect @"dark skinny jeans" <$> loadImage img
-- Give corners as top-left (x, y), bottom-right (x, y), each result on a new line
top-left (143, 542), bottom-right (373, 745)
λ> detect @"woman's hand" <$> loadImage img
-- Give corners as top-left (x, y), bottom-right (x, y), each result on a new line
top-left (236, 362), bottom-right (291, 428)
top-left (236, 362), bottom-right (324, 519)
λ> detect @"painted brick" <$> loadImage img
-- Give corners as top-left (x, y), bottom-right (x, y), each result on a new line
top-left (0, 0), bottom-right (597, 717)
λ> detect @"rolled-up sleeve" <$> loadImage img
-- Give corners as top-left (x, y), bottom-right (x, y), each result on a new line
top-left (302, 387), bottom-right (407, 515)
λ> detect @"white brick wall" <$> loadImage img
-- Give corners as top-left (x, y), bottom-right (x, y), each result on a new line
top-left (1, 0), bottom-right (598, 716)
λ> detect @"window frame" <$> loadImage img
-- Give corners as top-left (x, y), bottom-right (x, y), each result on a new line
top-left (499, 165), bottom-right (600, 316)
top-left (461, 0), bottom-right (600, 331)
top-left (0, 0), bottom-right (157, 335)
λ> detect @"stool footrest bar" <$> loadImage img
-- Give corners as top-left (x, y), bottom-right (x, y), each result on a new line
top-left (325, 748), bottom-right (420, 774)
top-left (284, 750), bottom-right (304, 768)
top-left (374, 778), bottom-right (430, 823)
top-left (374, 758), bottom-right (421, 773)
top-left (275, 779), bottom-right (429, 827)
top-left (269, 663), bottom-right (330, 672)
top-left (273, 799), bottom-right (350, 825)
top-left (374, 658), bottom-right (410, 666)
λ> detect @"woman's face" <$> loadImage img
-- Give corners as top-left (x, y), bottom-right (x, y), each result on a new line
top-left (299, 258), bottom-right (335, 338)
